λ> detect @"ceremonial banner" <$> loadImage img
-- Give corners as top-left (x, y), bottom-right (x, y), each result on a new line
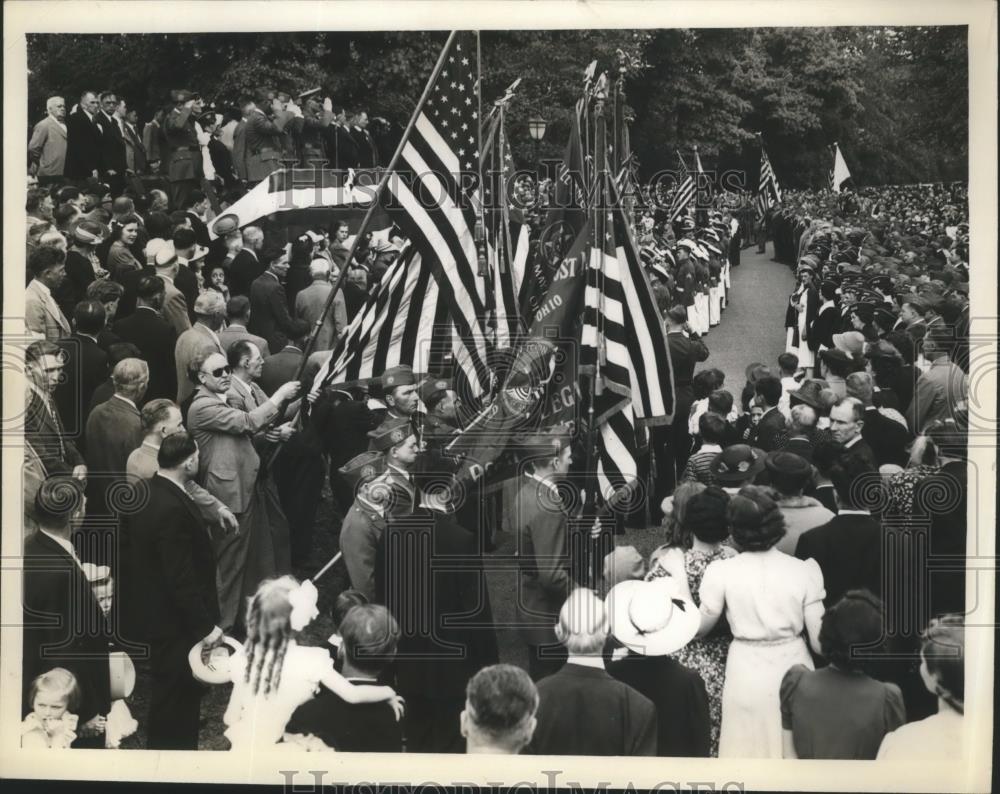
top-left (756, 142), bottom-right (782, 217)
top-left (831, 141), bottom-right (853, 192)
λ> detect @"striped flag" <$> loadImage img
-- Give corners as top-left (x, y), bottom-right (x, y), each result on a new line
top-left (582, 122), bottom-right (675, 499)
top-left (384, 31), bottom-right (493, 397)
top-left (667, 150), bottom-right (695, 223)
top-left (756, 143), bottom-right (781, 218)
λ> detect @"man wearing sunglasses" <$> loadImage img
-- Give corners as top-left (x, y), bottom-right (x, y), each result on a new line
top-left (186, 349), bottom-right (300, 632)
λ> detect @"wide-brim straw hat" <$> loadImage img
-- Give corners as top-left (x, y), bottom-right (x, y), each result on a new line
top-left (109, 651), bottom-right (136, 699)
top-left (188, 636), bottom-right (243, 685)
top-left (607, 577), bottom-right (700, 657)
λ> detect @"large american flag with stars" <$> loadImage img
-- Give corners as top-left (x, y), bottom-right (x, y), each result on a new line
top-left (386, 31), bottom-right (493, 398)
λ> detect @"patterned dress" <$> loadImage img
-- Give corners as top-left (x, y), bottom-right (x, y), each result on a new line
top-left (647, 544), bottom-right (738, 756)
top-left (884, 465), bottom-right (940, 517)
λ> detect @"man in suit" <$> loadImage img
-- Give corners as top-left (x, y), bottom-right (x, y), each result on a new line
top-left (23, 476), bottom-right (111, 747)
top-left (186, 350), bottom-right (300, 630)
top-left (898, 297), bottom-right (929, 346)
top-left (129, 432), bottom-right (223, 749)
top-left (25, 341), bottom-right (87, 479)
top-left (660, 305), bottom-right (709, 497)
top-left (174, 291), bottom-right (226, 406)
top-left (259, 333), bottom-right (304, 396)
top-left (794, 454), bottom-right (882, 608)
top-left (64, 90), bottom-right (102, 182)
top-left (26, 247), bottom-right (72, 342)
top-left (95, 91), bottom-right (128, 196)
top-left (28, 96), bottom-right (68, 183)
top-left (249, 247), bottom-right (310, 354)
top-left (829, 396), bottom-right (879, 471)
top-left (240, 94), bottom-right (284, 185)
top-left (460, 665), bottom-right (539, 754)
top-left (350, 111), bottom-right (379, 168)
top-left (164, 90), bottom-right (205, 212)
top-left (528, 588), bottom-right (656, 756)
top-left (286, 604), bottom-right (404, 752)
top-left (219, 295), bottom-right (270, 356)
top-left (294, 258), bottom-right (347, 352)
top-left (82, 358), bottom-right (148, 565)
top-left (846, 372), bottom-right (912, 467)
top-left (112, 275), bottom-right (178, 401)
top-left (54, 300), bottom-right (110, 451)
top-left (228, 226), bottom-right (266, 298)
top-left (754, 375), bottom-right (787, 452)
top-left (152, 243), bottom-right (192, 337)
top-left (322, 104), bottom-right (359, 170)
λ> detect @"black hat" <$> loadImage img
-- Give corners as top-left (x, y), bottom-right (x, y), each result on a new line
top-left (709, 445), bottom-right (766, 485)
top-left (819, 348), bottom-right (853, 368)
top-left (764, 450), bottom-right (812, 479)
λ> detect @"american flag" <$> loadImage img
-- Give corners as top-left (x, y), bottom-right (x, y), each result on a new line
top-left (756, 144), bottom-right (781, 218)
top-left (582, 120), bottom-right (675, 498)
top-left (667, 150), bottom-right (695, 224)
top-left (385, 31), bottom-right (493, 397)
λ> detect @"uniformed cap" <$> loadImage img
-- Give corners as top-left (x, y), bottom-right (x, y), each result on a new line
top-left (868, 275), bottom-right (894, 293)
top-left (381, 365), bottom-right (416, 390)
top-left (338, 451), bottom-right (386, 488)
top-left (171, 89), bottom-right (198, 104)
top-left (367, 416), bottom-right (415, 452)
top-left (418, 377), bottom-right (452, 407)
top-left (679, 217), bottom-right (696, 231)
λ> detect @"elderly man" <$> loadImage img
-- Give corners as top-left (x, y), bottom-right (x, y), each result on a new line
top-left (249, 246), bottom-right (310, 354)
top-left (26, 247), bottom-right (72, 342)
top-left (286, 604), bottom-right (404, 752)
top-left (846, 371), bottom-right (912, 467)
top-left (153, 244), bottom-right (192, 337)
top-left (460, 665), bottom-right (539, 755)
top-left (174, 290), bottom-right (226, 406)
top-left (82, 358), bottom-right (148, 564)
top-left (528, 588), bottom-right (657, 756)
top-left (228, 226), bottom-right (265, 298)
top-left (829, 396), bottom-right (878, 471)
top-left (65, 90), bottom-right (102, 181)
top-left (294, 258), bottom-right (346, 351)
top-left (186, 349), bottom-right (300, 631)
top-left (29, 96), bottom-right (68, 183)
top-left (95, 91), bottom-right (127, 195)
top-left (25, 340), bottom-right (86, 479)
top-left (218, 295), bottom-right (270, 356)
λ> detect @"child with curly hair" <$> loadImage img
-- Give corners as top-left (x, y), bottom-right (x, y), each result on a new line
top-left (21, 668), bottom-right (81, 749)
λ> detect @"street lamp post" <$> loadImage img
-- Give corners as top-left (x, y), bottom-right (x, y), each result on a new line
top-left (528, 116), bottom-right (547, 174)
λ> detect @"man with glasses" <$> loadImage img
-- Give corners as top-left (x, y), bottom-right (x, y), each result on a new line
top-left (186, 350), bottom-right (300, 632)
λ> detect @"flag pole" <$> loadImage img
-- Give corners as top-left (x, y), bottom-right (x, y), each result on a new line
top-left (263, 29), bottom-right (459, 467)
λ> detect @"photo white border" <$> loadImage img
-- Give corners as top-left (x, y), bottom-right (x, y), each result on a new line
top-left (2, 2), bottom-right (996, 790)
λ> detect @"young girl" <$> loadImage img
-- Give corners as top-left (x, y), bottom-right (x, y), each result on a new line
top-left (223, 576), bottom-right (404, 749)
top-left (206, 264), bottom-right (231, 304)
top-left (21, 668), bottom-right (81, 749)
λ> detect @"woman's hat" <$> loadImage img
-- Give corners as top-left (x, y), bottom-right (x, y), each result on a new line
top-left (832, 331), bottom-right (866, 358)
top-left (709, 445), bottom-right (765, 485)
top-left (109, 651), bottom-right (136, 699)
top-left (188, 636), bottom-right (243, 685)
top-left (607, 576), bottom-right (699, 656)
top-left (72, 219), bottom-right (108, 246)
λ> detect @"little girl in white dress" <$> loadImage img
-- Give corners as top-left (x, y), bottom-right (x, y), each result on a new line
top-left (223, 576), bottom-right (404, 749)
top-left (21, 668), bottom-right (80, 749)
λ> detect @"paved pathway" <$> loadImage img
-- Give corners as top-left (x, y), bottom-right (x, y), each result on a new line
top-left (704, 242), bottom-right (794, 394)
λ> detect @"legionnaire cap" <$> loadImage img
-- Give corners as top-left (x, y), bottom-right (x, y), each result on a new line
top-left (381, 365), bottom-right (416, 390)
top-left (418, 377), bottom-right (452, 407)
top-left (368, 416), bottom-right (415, 452)
top-left (338, 451), bottom-right (386, 488)
top-left (518, 426), bottom-right (573, 459)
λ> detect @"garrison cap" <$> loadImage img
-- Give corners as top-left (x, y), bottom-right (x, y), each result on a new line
top-left (338, 451), bottom-right (386, 488)
top-left (418, 377), bottom-right (452, 407)
top-left (367, 416), bottom-right (415, 452)
top-left (381, 365), bottom-right (416, 390)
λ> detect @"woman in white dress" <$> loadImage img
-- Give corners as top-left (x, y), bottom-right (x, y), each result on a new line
top-left (657, 485), bottom-right (825, 758)
top-left (877, 614), bottom-right (964, 760)
top-left (223, 576), bottom-right (404, 749)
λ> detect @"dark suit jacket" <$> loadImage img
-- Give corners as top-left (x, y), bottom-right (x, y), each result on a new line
top-left (529, 663), bottom-right (657, 756)
top-left (64, 250), bottom-right (98, 310)
top-left (756, 406), bottom-right (787, 452)
top-left (350, 126), bottom-right (378, 168)
top-left (25, 387), bottom-right (84, 474)
top-left (259, 346), bottom-right (303, 396)
top-left (175, 263), bottom-right (201, 323)
top-left (606, 652), bottom-right (711, 757)
top-left (843, 436), bottom-right (878, 472)
top-left (861, 407), bottom-right (912, 467)
top-left (810, 305), bottom-right (839, 352)
top-left (22, 530), bottom-right (111, 724)
top-left (129, 474), bottom-right (219, 643)
top-left (795, 513), bottom-right (882, 608)
top-left (112, 306), bottom-right (178, 401)
top-left (228, 249), bottom-right (264, 298)
top-left (95, 111), bottom-right (127, 176)
top-left (54, 334), bottom-right (109, 448)
top-left (186, 212), bottom-right (211, 249)
top-left (249, 272), bottom-right (309, 354)
top-left (65, 108), bottom-right (102, 180)
top-left (285, 677), bottom-right (403, 752)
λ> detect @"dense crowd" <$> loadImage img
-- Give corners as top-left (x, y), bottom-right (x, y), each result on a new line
top-left (21, 82), bottom-right (970, 759)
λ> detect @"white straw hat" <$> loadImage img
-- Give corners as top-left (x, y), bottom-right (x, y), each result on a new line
top-left (606, 576), bottom-right (699, 657)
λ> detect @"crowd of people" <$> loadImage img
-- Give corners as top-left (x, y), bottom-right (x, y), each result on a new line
top-left (21, 82), bottom-right (971, 760)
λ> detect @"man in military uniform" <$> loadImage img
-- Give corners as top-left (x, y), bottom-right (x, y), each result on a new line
top-left (337, 450), bottom-right (388, 601)
top-left (379, 365), bottom-right (421, 422)
top-left (164, 89), bottom-right (205, 212)
top-left (418, 376), bottom-right (461, 425)
top-left (367, 416), bottom-right (419, 517)
top-left (240, 93), bottom-right (285, 186)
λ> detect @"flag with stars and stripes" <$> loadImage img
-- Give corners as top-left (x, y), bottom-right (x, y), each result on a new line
top-left (383, 31), bottom-right (493, 398)
top-left (667, 150), bottom-right (695, 224)
top-left (581, 119), bottom-right (675, 499)
top-left (756, 143), bottom-right (781, 218)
